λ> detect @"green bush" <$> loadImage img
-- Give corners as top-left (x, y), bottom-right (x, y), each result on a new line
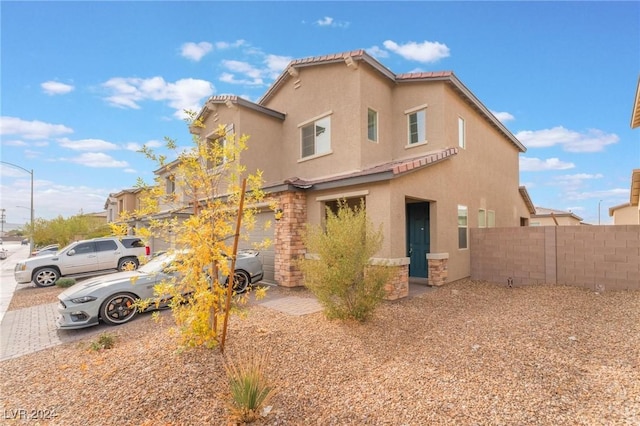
top-left (90, 333), bottom-right (115, 351)
top-left (225, 351), bottom-right (276, 423)
top-left (299, 199), bottom-right (391, 322)
top-left (55, 278), bottom-right (76, 288)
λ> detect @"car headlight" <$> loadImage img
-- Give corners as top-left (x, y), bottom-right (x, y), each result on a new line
top-left (70, 296), bottom-right (97, 304)
top-left (14, 263), bottom-right (26, 272)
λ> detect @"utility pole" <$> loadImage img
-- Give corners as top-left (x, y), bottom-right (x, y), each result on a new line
top-left (0, 208), bottom-right (5, 238)
top-left (598, 199), bottom-right (603, 225)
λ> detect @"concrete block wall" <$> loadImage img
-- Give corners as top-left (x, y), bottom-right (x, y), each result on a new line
top-left (470, 227), bottom-right (547, 286)
top-left (556, 226), bottom-right (640, 291)
top-left (470, 225), bottom-right (639, 291)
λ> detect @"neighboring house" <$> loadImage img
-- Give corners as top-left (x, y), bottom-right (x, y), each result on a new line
top-left (104, 188), bottom-right (144, 233)
top-left (530, 207), bottom-right (584, 226)
top-left (609, 169), bottom-right (640, 225)
top-left (186, 49), bottom-right (531, 297)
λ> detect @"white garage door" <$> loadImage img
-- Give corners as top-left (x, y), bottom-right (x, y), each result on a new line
top-left (239, 209), bottom-right (275, 283)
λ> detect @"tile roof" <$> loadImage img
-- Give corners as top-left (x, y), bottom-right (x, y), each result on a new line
top-left (258, 50), bottom-right (525, 153)
top-left (282, 148), bottom-right (458, 190)
top-left (532, 207), bottom-right (583, 221)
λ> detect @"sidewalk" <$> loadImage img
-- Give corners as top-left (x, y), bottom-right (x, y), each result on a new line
top-left (0, 242), bottom-right (29, 323)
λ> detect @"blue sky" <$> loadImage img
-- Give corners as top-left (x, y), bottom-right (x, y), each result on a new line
top-left (1, 1), bottom-right (638, 226)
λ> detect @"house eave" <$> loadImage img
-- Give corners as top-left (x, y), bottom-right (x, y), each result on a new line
top-left (631, 75), bottom-right (640, 129)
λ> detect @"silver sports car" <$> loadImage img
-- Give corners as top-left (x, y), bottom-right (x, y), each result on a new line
top-left (56, 251), bottom-right (263, 329)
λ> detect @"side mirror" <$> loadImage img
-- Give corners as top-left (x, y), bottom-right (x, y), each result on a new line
top-left (67, 249), bottom-right (76, 256)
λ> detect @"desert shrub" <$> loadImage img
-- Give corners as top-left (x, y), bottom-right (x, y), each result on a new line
top-left (90, 333), bottom-right (115, 351)
top-left (55, 278), bottom-right (76, 288)
top-left (225, 351), bottom-right (276, 423)
top-left (299, 199), bottom-right (390, 322)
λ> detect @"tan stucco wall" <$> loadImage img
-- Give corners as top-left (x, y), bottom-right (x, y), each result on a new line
top-left (612, 204), bottom-right (640, 225)
top-left (193, 60), bottom-right (528, 285)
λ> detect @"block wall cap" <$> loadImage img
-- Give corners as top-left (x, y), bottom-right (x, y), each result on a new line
top-left (427, 253), bottom-right (450, 260)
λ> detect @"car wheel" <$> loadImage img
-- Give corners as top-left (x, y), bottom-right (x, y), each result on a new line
top-left (118, 257), bottom-right (139, 271)
top-left (100, 293), bottom-right (138, 326)
top-left (33, 268), bottom-right (59, 287)
top-left (229, 270), bottom-right (250, 294)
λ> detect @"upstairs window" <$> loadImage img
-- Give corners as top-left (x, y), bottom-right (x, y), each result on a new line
top-left (301, 115), bottom-right (331, 158)
top-left (205, 124), bottom-right (233, 170)
top-left (367, 108), bottom-right (378, 142)
top-left (165, 175), bottom-right (175, 194)
top-left (458, 116), bottom-right (466, 149)
top-left (406, 107), bottom-right (426, 145)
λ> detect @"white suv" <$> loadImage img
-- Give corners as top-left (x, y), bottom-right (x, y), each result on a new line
top-left (14, 237), bottom-right (150, 287)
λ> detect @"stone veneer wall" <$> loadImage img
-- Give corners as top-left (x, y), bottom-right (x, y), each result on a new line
top-left (383, 264), bottom-right (409, 300)
top-left (427, 253), bottom-right (449, 286)
top-left (274, 191), bottom-right (307, 287)
top-left (470, 225), bottom-right (640, 291)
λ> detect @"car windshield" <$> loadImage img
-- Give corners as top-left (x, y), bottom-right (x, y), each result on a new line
top-left (139, 253), bottom-right (177, 274)
top-left (55, 242), bottom-right (77, 254)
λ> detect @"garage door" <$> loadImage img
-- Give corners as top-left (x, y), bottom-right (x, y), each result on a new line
top-left (239, 209), bottom-right (275, 283)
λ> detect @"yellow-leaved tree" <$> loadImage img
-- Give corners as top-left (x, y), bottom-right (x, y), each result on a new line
top-left (114, 111), bottom-right (273, 350)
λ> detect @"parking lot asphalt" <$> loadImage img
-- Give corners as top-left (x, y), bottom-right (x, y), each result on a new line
top-left (0, 241), bottom-right (433, 362)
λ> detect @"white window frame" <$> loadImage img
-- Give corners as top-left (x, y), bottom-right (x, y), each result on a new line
top-left (458, 116), bottom-right (466, 149)
top-left (165, 175), bottom-right (176, 194)
top-left (458, 205), bottom-right (468, 250)
top-left (367, 108), bottom-right (378, 142)
top-left (299, 112), bottom-right (332, 160)
top-left (405, 104), bottom-right (428, 147)
top-left (204, 124), bottom-right (233, 171)
top-left (478, 208), bottom-right (486, 228)
top-left (487, 210), bottom-right (496, 228)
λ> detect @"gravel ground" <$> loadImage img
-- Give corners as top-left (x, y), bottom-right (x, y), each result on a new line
top-left (1, 280), bottom-right (639, 425)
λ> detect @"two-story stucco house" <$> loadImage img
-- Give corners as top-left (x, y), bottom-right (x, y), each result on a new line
top-left (104, 188), bottom-right (144, 226)
top-left (186, 50), bottom-right (532, 298)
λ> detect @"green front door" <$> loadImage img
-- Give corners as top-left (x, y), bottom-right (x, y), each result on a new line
top-left (407, 202), bottom-right (430, 278)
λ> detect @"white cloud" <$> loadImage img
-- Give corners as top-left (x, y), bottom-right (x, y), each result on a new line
top-left (265, 54), bottom-right (292, 78)
top-left (180, 42), bottom-right (213, 61)
top-left (315, 16), bottom-right (349, 28)
top-left (125, 140), bottom-right (162, 151)
top-left (3, 139), bottom-right (28, 147)
top-left (515, 126), bottom-right (619, 153)
top-left (552, 173), bottom-right (604, 190)
top-left (491, 111), bottom-right (515, 122)
top-left (58, 137), bottom-right (118, 151)
top-left (317, 16), bottom-right (333, 26)
top-left (383, 40), bottom-right (450, 63)
top-left (520, 156), bottom-right (575, 171)
top-left (215, 40), bottom-right (245, 50)
top-left (101, 77), bottom-right (214, 118)
top-left (65, 152), bottom-right (129, 168)
top-left (41, 81), bottom-right (74, 95)
top-left (220, 72), bottom-right (264, 86)
top-left (222, 60), bottom-right (263, 79)
top-left (366, 46), bottom-right (389, 59)
top-left (565, 188), bottom-right (629, 201)
top-left (0, 116), bottom-right (73, 140)
top-left (220, 55), bottom-right (291, 85)
top-left (0, 178), bottom-right (113, 220)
